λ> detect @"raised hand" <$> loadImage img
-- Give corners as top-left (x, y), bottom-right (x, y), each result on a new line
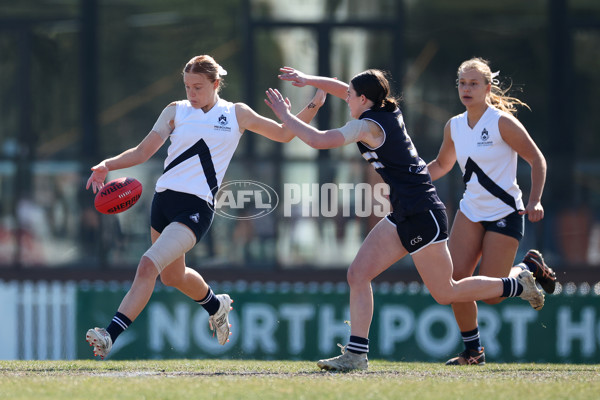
top-left (278, 67), bottom-right (308, 87)
top-left (264, 88), bottom-right (292, 122)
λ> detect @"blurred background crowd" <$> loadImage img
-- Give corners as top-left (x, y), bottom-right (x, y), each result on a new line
top-left (1, 0), bottom-right (599, 282)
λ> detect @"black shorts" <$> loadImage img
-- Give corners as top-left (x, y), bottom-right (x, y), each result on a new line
top-left (386, 209), bottom-right (449, 254)
top-left (150, 190), bottom-right (214, 243)
top-left (479, 211), bottom-right (524, 241)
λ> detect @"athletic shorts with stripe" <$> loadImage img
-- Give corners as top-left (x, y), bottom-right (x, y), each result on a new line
top-left (386, 209), bottom-right (449, 254)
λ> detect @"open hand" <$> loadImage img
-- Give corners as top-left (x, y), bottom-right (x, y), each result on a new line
top-left (278, 67), bottom-right (308, 87)
top-left (264, 88), bottom-right (292, 121)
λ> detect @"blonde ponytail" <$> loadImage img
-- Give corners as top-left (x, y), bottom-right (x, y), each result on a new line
top-left (458, 58), bottom-right (530, 115)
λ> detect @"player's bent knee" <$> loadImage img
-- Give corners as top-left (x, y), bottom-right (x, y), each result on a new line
top-left (434, 297), bottom-right (453, 306)
top-left (144, 222), bottom-right (196, 273)
top-left (347, 264), bottom-right (366, 286)
top-left (429, 291), bottom-right (453, 305)
top-left (452, 270), bottom-right (474, 281)
top-left (482, 297), bottom-right (504, 305)
top-left (159, 275), bottom-right (179, 288)
top-left (159, 269), bottom-right (183, 288)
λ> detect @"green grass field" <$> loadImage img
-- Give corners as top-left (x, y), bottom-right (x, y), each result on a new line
top-left (1, 360), bottom-right (598, 400)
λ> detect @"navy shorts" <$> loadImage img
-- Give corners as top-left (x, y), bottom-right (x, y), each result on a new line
top-left (386, 208), bottom-right (449, 254)
top-left (150, 190), bottom-right (214, 243)
top-left (479, 210), bottom-right (524, 241)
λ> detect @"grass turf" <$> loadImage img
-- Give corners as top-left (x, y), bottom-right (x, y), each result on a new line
top-left (0, 360), bottom-right (598, 400)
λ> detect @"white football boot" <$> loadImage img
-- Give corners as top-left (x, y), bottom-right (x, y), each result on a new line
top-left (86, 327), bottom-right (113, 360)
top-left (517, 270), bottom-right (545, 310)
top-left (209, 294), bottom-right (233, 345)
top-left (317, 346), bottom-right (368, 372)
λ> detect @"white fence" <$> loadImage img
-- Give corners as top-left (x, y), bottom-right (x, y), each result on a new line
top-left (0, 280), bottom-right (77, 360)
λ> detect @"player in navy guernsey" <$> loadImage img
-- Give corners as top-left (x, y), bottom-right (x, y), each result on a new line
top-left (428, 58), bottom-right (555, 366)
top-left (266, 67), bottom-right (545, 372)
top-left (356, 108), bottom-right (445, 217)
top-left (84, 55), bottom-right (325, 360)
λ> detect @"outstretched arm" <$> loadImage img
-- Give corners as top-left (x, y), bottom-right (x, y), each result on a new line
top-left (236, 102), bottom-right (292, 142)
top-left (278, 67), bottom-right (348, 100)
top-left (86, 105), bottom-right (172, 193)
top-left (237, 89), bottom-right (327, 142)
top-left (265, 88), bottom-right (351, 149)
top-left (86, 131), bottom-right (166, 193)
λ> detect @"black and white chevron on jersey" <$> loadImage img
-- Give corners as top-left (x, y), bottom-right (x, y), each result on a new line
top-left (463, 157), bottom-right (518, 211)
top-left (155, 98), bottom-right (242, 204)
top-left (450, 106), bottom-right (524, 221)
top-left (163, 138), bottom-right (219, 202)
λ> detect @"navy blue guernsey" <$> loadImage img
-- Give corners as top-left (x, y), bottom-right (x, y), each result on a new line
top-left (357, 108), bottom-right (445, 217)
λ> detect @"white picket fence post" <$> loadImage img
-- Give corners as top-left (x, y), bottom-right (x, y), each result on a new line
top-left (0, 280), bottom-right (76, 360)
top-left (0, 280), bottom-right (19, 359)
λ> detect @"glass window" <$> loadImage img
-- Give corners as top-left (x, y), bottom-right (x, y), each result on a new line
top-left (2, 0), bottom-right (600, 272)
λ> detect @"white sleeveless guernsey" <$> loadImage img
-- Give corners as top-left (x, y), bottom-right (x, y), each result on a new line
top-left (155, 98), bottom-right (242, 204)
top-left (450, 106), bottom-right (524, 222)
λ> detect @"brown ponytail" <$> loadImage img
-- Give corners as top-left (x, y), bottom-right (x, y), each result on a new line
top-left (351, 69), bottom-right (399, 112)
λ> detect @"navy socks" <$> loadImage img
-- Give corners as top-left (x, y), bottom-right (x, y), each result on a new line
top-left (347, 335), bottom-right (369, 355)
top-left (196, 286), bottom-right (221, 315)
top-left (106, 311), bottom-right (132, 343)
top-left (501, 277), bottom-right (523, 297)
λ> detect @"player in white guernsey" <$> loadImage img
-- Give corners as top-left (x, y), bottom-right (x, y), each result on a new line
top-left (428, 58), bottom-right (556, 365)
top-left (266, 67), bottom-right (545, 372)
top-left (83, 55), bottom-right (325, 359)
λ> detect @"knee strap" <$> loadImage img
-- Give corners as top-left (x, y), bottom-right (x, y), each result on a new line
top-left (144, 222), bottom-right (196, 272)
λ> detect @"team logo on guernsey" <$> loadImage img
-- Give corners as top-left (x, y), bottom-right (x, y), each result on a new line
top-left (481, 128), bottom-right (489, 141)
top-left (477, 128), bottom-right (492, 147)
top-left (214, 114), bottom-right (231, 132)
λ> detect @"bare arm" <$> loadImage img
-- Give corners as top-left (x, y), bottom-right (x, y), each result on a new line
top-left (237, 88), bottom-right (326, 142)
top-left (265, 88), bottom-right (376, 150)
top-left (278, 67), bottom-right (349, 100)
top-left (86, 130), bottom-right (167, 193)
top-left (499, 114), bottom-right (547, 222)
top-left (427, 120), bottom-right (457, 181)
top-left (296, 89), bottom-right (327, 124)
top-left (235, 102), bottom-right (293, 142)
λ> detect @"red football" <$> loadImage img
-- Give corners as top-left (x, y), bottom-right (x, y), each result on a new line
top-left (94, 177), bottom-right (143, 214)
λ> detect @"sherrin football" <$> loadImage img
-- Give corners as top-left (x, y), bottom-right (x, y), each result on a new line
top-left (94, 177), bottom-right (143, 214)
